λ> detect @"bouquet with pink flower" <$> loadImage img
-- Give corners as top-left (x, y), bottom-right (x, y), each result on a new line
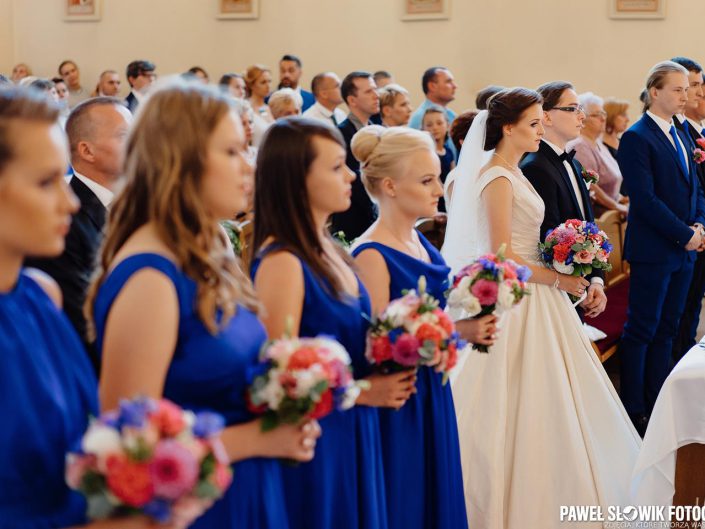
top-left (66, 397), bottom-right (232, 523)
top-left (366, 276), bottom-right (466, 384)
top-left (446, 244), bottom-right (531, 352)
top-left (246, 335), bottom-right (365, 431)
top-left (539, 218), bottom-right (613, 301)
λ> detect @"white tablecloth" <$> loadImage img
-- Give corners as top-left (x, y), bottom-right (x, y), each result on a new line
top-left (630, 340), bottom-right (705, 506)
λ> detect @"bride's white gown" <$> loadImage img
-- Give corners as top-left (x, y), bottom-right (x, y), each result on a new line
top-left (449, 166), bottom-right (642, 529)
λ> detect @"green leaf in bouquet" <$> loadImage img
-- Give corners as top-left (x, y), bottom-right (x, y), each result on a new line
top-left (81, 470), bottom-right (107, 495)
top-left (195, 480), bottom-right (222, 500)
top-left (571, 243), bottom-right (583, 252)
top-left (86, 490), bottom-right (116, 520)
top-left (311, 380), bottom-right (329, 397)
top-left (199, 453), bottom-right (216, 479)
top-left (260, 411), bottom-right (281, 432)
top-left (419, 341), bottom-right (437, 361)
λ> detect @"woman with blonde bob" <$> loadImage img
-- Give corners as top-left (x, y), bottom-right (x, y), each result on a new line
top-left (88, 81), bottom-right (319, 529)
top-left (350, 125), bottom-right (496, 529)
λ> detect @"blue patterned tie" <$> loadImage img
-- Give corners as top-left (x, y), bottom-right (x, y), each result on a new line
top-left (669, 125), bottom-right (688, 175)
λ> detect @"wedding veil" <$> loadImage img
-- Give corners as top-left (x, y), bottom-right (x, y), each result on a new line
top-left (441, 110), bottom-right (494, 275)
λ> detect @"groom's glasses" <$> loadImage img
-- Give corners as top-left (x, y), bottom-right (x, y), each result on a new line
top-left (551, 105), bottom-right (585, 114)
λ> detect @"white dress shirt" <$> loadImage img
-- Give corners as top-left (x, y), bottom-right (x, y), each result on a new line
top-left (686, 116), bottom-right (704, 136)
top-left (72, 171), bottom-right (114, 208)
top-left (302, 102), bottom-right (346, 127)
top-left (647, 110), bottom-right (689, 171)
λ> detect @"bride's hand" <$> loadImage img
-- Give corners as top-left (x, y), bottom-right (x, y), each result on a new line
top-left (455, 314), bottom-right (498, 346)
top-left (556, 274), bottom-right (590, 298)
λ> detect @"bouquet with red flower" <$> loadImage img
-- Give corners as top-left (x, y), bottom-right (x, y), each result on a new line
top-left (693, 138), bottom-right (705, 164)
top-left (366, 277), bottom-right (466, 384)
top-left (539, 219), bottom-right (613, 301)
top-left (581, 167), bottom-right (600, 187)
top-left (446, 244), bottom-right (532, 352)
top-left (66, 397), bottom-right (231, 522)
top-left (246, 335), bottom-right (365, 431)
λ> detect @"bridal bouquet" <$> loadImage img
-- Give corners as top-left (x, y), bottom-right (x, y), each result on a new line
top-left (246, 335), bottom-right (364, 431)
top-left (367, 276), bottom-right (466, 384)
top-left (66, 397), bottom-right (232, 522)
top-left (446, 244), bottom-right (531, 352)
top-left (539, 219), bottom-right (613, 301)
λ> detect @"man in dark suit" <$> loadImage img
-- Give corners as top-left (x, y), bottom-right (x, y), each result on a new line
top-left (26, 97), bottom-right (132, 373)
top-left (330, 71), bottom-right (380, 241)
top-left (521, 81), bottom-right (607, 318)
top-left (124, 59), bottom-right (156, 113)
top-left (617, 61), bottom-right (705, 435)
top-left (671, 57), bottom-right (705, 360)
top-left (278, 54), bottom-right (315, 113)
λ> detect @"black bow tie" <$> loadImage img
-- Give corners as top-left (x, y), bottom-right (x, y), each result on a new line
top-left (560, 150), bottom-right (576, 163)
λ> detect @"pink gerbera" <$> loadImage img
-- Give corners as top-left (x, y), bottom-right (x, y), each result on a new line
top-left (150, 440), bottom-right (199, 500)
top-left (471, 279), bottom-right (499, 306)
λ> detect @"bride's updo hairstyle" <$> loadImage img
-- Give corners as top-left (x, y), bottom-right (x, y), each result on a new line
top-left (352, 125), bottom-right (435, 199)
top-left (484, 87), bottom-right (543, 150)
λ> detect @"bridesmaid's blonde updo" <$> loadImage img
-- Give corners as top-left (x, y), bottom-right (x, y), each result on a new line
top-left (352, 125), bottom-right (435, 198)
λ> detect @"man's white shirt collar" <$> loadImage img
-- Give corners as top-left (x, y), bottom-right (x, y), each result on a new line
top-left (72, 171), bottom-right (113, 208)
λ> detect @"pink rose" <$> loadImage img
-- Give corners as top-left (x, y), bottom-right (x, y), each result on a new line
top-left (596, 249), bottom-right (609, 263)
top-left (573, 249), bottom-right (594, 264)
top-left (150, 440), bottom-right (199, 500)
top-left (471, 279), bottom-right (499, 306)
top-left (392, 334), bottom-right (421, 366)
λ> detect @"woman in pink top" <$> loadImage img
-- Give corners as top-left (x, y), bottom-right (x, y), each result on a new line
top-left (568, 92), bottom-right (628, 218)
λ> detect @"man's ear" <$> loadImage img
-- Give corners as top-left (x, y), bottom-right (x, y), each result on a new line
top-left (76, 141), bottom-right (94, 163)
top-left (542, 110), bottom-right (552, 127)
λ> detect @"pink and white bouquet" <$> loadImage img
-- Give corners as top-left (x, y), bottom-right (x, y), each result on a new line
top-left (66, 397), bottom-right (232, 523)
top-left (539, 219), bottom-right (613, 301)
top-left (367, 277), bottom-right (466, 384)
top-left (246, 335), bottom-right (364, 431)
top-left (446, 244), bottom-right (531, 352)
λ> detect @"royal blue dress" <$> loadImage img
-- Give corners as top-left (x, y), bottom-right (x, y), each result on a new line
top-left (0, 271), bottom-right (98, 528)
top-left (351, 233), bottom-right (468, 529)
top-left (92, 254), bottom-right (288, 529)
top-left (252, 245), bottom-right (388, 529)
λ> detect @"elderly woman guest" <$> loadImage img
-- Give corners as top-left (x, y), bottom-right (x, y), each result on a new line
top-left (245, 64), bottom-right (274, 147)
top-left (268, 88), bottom-right (302, 120)
top-left (602, 98), bottom-right (630, 160)
top-left (568, 92), bottom-right (628, 217)
top-left (379, 84), bottom-right (413, 127)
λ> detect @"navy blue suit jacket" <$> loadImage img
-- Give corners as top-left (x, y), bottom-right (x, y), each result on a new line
top-left (617, 113), bottom-right (705, 264)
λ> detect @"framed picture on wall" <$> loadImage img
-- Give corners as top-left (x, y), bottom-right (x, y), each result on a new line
top-left (609, 0), bottom-right (665, 19)
top-left (217, 0), bottom-right (260, 20)
top-left (64, 0), bottom-right (101, 22)
top-left (401, 0), bottom-right (450, 21)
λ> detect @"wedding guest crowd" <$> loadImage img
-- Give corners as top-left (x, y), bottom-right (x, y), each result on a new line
top-left (5, 48), bottom-right (705, 528)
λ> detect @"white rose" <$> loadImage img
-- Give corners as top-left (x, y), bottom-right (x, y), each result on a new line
top-left (462, 294), bottom-right (482, 317)
top-left (82, 423), bottom-right (122, 457)
top-left (339, 385), bottom-right (361, 410)
top-left (293, 365), bottom-right (324, 398)
top-left (553, 261), bottom-right (574, 275)
top-left (260, 370), bottom-right (285, 409)
top-left (496, 282), bottom-right (516, 312)
top-left (383, 300), bottom-right (413, 327)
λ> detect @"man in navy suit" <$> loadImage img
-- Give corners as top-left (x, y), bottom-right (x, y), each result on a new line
top-left (26, 97), bottom-right (132, 374)
top-left (278, 54), bottom-right (315, 113)
top-left (618, 61), bottom-right (705, 435)
top-left (521, 81), bottom-right (607, 318)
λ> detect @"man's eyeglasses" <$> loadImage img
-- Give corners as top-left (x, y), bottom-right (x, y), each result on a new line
top-left (550, 105), bottom-right (585, 114)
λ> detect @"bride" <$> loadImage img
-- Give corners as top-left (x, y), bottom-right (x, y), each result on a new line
top-left (443, 87), bottom-right (641, 528)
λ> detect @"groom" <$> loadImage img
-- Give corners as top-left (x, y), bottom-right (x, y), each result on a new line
top-left (520, 81), bottom-right (607, 318)
top-left (618, 61), bottom-right (705, 435)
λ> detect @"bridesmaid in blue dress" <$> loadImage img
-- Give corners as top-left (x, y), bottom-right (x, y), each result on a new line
top-left (0, 88), bottom-right (206, 528)
top-left (252, 119), bottom-right (415, 529)
top-left (87, 84), bottom-right (320, 529)
top-left (350, 126), bottom-right (499, 529)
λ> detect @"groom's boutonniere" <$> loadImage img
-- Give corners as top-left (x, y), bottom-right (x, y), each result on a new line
top-left (581, 168), bottom-right (599, 187)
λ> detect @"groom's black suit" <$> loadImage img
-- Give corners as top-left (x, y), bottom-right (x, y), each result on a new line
top-left (520, 140), bottom-right (605, 284)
